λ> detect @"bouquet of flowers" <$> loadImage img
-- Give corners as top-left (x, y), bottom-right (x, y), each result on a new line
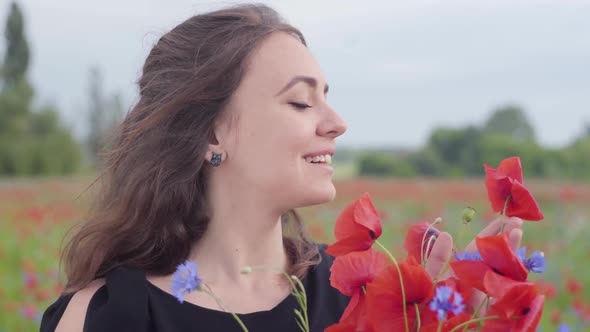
top-left (171, 156), bottom-right (549, 332)
top-left (324, 156), bottom-right (547, 332)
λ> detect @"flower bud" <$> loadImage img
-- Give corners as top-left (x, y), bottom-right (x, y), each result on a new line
top-left (462, 207), bottom-right (476, 223)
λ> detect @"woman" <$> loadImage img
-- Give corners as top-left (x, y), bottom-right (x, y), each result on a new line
top-left (40, 3), bottom-right (523, 332)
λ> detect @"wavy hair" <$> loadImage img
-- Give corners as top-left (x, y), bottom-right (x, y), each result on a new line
top-left (62, 3), bottom-right (320, 293)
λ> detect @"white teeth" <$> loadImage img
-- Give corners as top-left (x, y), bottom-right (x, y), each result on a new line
top-left (304, 154), bottom-right (332, 165)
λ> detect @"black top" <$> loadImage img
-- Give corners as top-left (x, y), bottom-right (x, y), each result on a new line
top-left (40, 245), bottom-right (350, 332)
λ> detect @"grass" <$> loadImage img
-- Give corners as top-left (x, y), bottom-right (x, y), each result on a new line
top-left (0, 176), bottom-right (588, 331)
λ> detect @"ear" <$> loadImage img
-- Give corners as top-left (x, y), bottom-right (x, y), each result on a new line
top-left (205, 124), bottom-right (227, 164)
top-left (204, 149), bottom-right (226, 164)
top-left (205, 112), bottom-right (234, 164)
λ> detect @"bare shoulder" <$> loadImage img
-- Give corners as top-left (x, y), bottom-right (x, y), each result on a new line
top-left (55, 279), bottom-right (105, 332)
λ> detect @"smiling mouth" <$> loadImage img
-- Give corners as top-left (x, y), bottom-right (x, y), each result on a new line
top-left (303, 154), bottom-right (333, 165)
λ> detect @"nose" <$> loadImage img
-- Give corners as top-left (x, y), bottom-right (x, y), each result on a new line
top-left (318, 104), bottom-right (347, 139)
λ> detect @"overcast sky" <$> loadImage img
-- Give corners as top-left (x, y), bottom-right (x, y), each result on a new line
top-left (1, 0), bottom-right (589, 148)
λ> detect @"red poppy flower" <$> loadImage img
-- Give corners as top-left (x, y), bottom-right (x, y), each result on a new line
top-left (404, 222), bottom-right (440, 264)
top-left (484, 156), bottom-right (544, 221)
top-left (326, 193), bottom-right (382, 256)
top-left (419, 312), bottom-right (475, 332)
top-left (327, 249), bottom-right (388, 331)
top-left (451, 232), bottom-right (527, 293)
top-left (482, 272), bottom-right (544, 332)
top-left (366, 256), bottom-right (434, 332)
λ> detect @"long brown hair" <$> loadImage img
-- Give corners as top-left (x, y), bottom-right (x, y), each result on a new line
top-left (63, 3), bottom-right (320, 293)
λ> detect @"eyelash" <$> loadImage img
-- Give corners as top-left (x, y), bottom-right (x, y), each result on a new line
top-left (288, 102), bottom-right (312, 110)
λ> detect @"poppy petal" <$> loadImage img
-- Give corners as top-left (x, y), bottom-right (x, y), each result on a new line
top-left (330, 248), bottom-right (387, 295)
top-left (507, 180), bottom-right (544, 221)
top-left (476, 232), bottom-right (528, 282)
top-left (366, 259), bottom-right (434, 332)
top-left (497, 156), bottom-right (524, 184)
top-left (352, 192), bottom-right (382, 239)
top-left (450, 260), bottom-right (491, 292)
top-left (485, 165), bottom-right (512, 213)
top-left (338, 289), bottom-right (367, 328)
top-left (420, 312), bottom-right (474, 332)
top-left (326, 232), bottom-right (374, 257)
top-left (333, 200), bottom-right (359, 241)
top-left (324, 321), bottom-right (356, 332)
top-left (483, 272), bottom-right (537, 316)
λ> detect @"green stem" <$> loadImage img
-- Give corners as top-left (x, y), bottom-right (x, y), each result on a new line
top-left (472, 296), bottom-right (490, 332)
top-left (291, 276), bottom-right (310, 332)
top-left (245, 266), bottom-right (309, 332)
top-left (471, 295), bottom-right (489, 318)
top-left (436, 320), bottom-right (443, 332)
top-left (375, 240), bottom-right (410, 332)
top-left (414, 303), bottom-right (421, 331)
top-left (499, 195), bottom-right (512, 233)
top-left (202, 287), bottom-right (249, 332)
top-left (448, 315), bottom-right (502, 332)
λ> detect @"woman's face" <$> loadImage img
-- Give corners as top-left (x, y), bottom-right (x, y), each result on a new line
top-left (214, 32), bottom-right (347, 211)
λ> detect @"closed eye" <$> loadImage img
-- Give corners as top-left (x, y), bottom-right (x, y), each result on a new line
top-left (288, 102), bottom-right (312, 110)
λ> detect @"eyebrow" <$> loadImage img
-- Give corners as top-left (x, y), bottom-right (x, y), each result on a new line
top-left (276, 75), bottom-right (329, 96)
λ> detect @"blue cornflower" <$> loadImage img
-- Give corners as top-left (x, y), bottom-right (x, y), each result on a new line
top-left (429, 286), bottom-right (465, 321)
top-left (557, 322), bottom-right (571, 332)
top-left (453, 250), bottom-right (482, 261)
top-left (171, 261), bottom-right (203, 303)
top-left (516, 247), bottom-right (545, 273)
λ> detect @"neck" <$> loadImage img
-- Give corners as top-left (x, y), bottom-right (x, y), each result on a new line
top-left (189, 177), bottom-right (289, 288)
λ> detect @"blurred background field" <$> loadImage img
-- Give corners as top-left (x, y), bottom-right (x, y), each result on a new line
top-left (1, 0), bottom-right (590, 331)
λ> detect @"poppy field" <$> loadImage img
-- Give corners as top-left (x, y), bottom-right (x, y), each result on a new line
top-left (0, 175), bottom-right (589, 331)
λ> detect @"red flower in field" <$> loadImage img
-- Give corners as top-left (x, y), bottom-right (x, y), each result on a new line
top-left (484, 156), bottom-right (544, 221)
top-left (326, 193), bottom-right (382, 256)
top-left (35, 288), bottom-right (52, 301)
top-left (366, 256), bottom-right (434, 332)
top-left (23, 272), bottom-right (38, 290)
top-left (21, 303), bottom-right (39, 320)
top-left (550, 309), bottom-right (562, 324)
top-left (326, 248), bottom-right (388, 332)
top-left (573, 298), bottom-right (590, 322)
top-left (404, 222), bottom-right (440, 264)
top-left (566, 278), bottom-right (583, 294)
top-left (535, 280), bottom-right (557, 299)
top-left (451, 232), bottom-right (527, 293)
top-left (482, 272), bottom-right (544, 332)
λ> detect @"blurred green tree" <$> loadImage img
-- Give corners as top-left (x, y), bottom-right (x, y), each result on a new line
top-left (483, 105), bottom-right (536, 142)
top-left (85, 66), bottom-right (124, 169)
top-left (0, 1), bottom-right (81, 176)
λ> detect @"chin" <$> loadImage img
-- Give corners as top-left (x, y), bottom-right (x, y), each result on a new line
top-left (300, 183), bottom-right (336, 207)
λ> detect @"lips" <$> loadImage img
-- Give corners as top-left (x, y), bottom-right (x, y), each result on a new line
top-left (303, 149), bottom-right (334, 158)
top-left (304, 154), bottom-right (332, 165)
